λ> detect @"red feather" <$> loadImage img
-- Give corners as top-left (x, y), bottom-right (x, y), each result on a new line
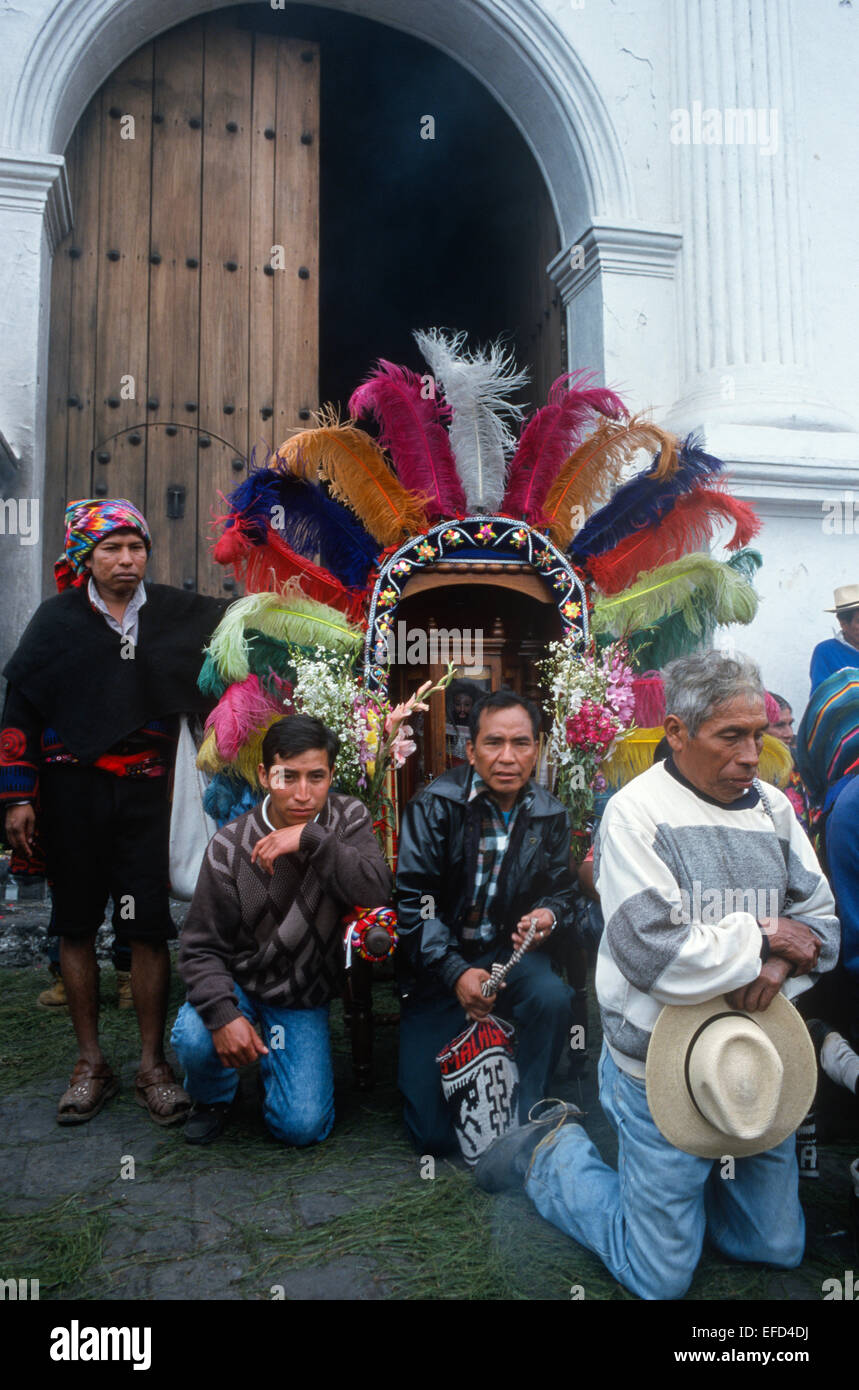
top-left (501, 371), bottom-right (627, 523)
top-left (348, 359), bottom-right (466, 520)
top-left (632, 674), bottom-right (666, 728)
top-left (235, 526), bottom-right (368, 624)
top-left (213, 524), bottom-right (253, 567)
top-left (588, 487), bottom-right (761, 595)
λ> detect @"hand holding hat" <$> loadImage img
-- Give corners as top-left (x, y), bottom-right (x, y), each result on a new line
top-left (646, 993), bottom-right (816, 1158)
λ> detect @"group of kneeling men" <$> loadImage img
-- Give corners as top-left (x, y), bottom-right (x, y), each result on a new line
top-left (0, 501), bottom-right (847, 1300)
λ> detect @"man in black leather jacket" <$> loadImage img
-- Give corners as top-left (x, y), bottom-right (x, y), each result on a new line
top-left (395, 689), bottom-right (576, 1154)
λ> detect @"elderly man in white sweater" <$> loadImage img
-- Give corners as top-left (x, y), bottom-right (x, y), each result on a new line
top-left (476, 651), bottom-right (839, 1300)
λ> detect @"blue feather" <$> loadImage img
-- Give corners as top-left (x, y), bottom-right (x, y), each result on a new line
top-left (569, 432), bottom-right (725, 564)
top-left (203, 771), bottom-right (260, 827)
top-left (222, 468), bottom-right (285, 545)
top-left (270, 475), bottom-right (381, 589)
top-left (223, 465), bottom-right (380, 589)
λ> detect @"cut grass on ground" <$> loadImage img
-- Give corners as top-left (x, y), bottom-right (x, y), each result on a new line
top-left (0, 965), bottom-right (856, 1300)
top-left (0, 1195), bottom-right (110, 1296)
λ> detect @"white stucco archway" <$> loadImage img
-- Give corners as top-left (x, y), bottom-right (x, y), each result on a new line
top-left (4, 0), bottom-right (633, 236)
top-left (0, 0), bottom-right (855, 740)
top-left (4, 0), bottom-right (682, 667)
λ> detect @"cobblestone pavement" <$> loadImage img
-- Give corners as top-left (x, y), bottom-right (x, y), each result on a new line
top-left (0, 1073), bottom-right (420, 1299)
top-left (0, 882), bottom-right (189, 967)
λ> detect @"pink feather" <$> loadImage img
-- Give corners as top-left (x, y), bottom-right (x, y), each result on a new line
top-left (348, 359), bottom-right (466, 520)
top-left (205, 675), bottom-right (286, 761)
top-left (501, 371), bottom-right (627, 523)
top-left (632, 673), bottom-right (666, 728)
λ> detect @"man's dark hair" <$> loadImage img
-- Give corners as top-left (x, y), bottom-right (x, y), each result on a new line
top-left (446, 678), bottom-right (484, 724)
top-left (261, 714), bottom-right (339, 771)
top-left (767, 691), bottom-right (790, 711)
top-left (468, 688), bottom-right (541, 742)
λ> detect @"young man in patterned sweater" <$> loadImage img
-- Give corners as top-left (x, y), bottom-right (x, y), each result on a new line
top-left (172, 714), bottom-right (392, 1146)
top-left (476, 651), bottom-right (839, 1299)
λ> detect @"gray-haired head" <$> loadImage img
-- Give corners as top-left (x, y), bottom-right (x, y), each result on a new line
top-left (662, 650), bottom-right (765, 737)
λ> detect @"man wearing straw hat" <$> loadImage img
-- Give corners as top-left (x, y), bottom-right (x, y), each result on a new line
top-left (810, 583), bottom-right (859, 692)
top-left (476, 651), bottom-right (839, 1300)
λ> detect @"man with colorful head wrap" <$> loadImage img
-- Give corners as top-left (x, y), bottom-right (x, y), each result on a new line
top-left (51, 497), bottom-right (153, 591)
top-left (1, 498), bottom-right (228, 1127)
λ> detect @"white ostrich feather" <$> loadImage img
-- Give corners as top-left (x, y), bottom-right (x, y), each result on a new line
top-left (413, 328), bottom-right (530, 513)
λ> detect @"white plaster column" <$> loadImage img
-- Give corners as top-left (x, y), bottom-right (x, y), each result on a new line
top-left (667, 0), bottom-right (854, 433)
top-left (0, 152), bottom-right (71, 671)
top-left (548, 221), bottom-right (683, 410)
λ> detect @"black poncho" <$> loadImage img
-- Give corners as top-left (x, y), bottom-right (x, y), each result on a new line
top-left (2, 582), bottom-right (228, 763)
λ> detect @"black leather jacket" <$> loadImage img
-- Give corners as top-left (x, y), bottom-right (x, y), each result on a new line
top-left (395, 763), bottom-right (576, 999)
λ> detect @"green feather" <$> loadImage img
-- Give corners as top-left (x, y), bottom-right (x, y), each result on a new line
top-left (725, 547), bottom-right (763, 583)
top-left (252, 589), bottom-right (364, 655)
top-left (245, 631), bottom-right (355, 686)
top-left (591, 552), bottom-right (759, 639)
top-left (205, 590), bottom-right (364, 683)
top-left (626, 610), bottom-right (711, 671)
top-left (595, 550), bottom-right (761, 671)
top-left (245, 630), bottom-right (301, 686)
top-left (197, 651), bottom-right (227, 699)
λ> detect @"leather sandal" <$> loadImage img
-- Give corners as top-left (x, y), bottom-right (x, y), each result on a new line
top-left (57, 1059), bottom-right (120, 1126)
top-left (134, 1063), bottom-right (191, 1127)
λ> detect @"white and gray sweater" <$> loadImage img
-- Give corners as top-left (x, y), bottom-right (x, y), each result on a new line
top-left (594, 759), bottom-right (839, 1078)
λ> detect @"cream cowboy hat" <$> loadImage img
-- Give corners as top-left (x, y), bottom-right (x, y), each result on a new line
top-left (825, 583), bottom-right (859, 613)
top-left (646, 994), bottom-right (816, 1159)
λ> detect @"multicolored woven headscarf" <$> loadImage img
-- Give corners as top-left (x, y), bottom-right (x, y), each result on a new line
top-left (54, 497), bottom-right (151, 591)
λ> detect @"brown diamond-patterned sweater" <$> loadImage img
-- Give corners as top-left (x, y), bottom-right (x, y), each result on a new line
top-left (178, 793), bottom-right (393, 1030)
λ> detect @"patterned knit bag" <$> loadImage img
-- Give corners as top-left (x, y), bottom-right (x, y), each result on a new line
top-left (436, 1015), bottom-right (520, 1165)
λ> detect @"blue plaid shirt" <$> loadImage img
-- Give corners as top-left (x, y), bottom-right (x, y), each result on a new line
top-left (463, 772), bottom-right (534, 944)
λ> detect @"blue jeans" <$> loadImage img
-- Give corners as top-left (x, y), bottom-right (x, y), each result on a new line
top-left (399, 949), bottom-right (574, 1155)
top-left (171, 984), bottom-right (334, 1146)
top-left (525, 1044), bottom-right (805, 1300)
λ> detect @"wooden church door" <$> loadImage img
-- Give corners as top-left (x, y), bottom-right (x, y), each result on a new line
top-left (44, 11), bottom-right (319, 596)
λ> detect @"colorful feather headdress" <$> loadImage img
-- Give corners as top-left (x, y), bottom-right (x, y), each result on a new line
top-left (201, 329), bottom-right (764, 800)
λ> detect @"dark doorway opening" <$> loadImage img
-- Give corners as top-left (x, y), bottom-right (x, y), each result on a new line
top-left (234, 3), bottom-right (563, 415)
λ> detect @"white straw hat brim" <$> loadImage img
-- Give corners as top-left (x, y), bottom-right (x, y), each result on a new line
top-left (825, 583), bottom-right (859, 612)
top-left (646, 993), bottom-right (816, 1159)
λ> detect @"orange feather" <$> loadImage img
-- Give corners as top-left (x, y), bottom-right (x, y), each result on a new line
top-left (273, 415), bottom-right (428, 547)
top-left (543, 416), bottom-right (680, 549)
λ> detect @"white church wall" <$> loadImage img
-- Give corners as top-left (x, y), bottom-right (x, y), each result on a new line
top-left (540, 0), bottom-right (676, 222)
top-left (0, 0), bottom-right (855, 705)
top-left (792, 0), bottom-right (859, 428)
